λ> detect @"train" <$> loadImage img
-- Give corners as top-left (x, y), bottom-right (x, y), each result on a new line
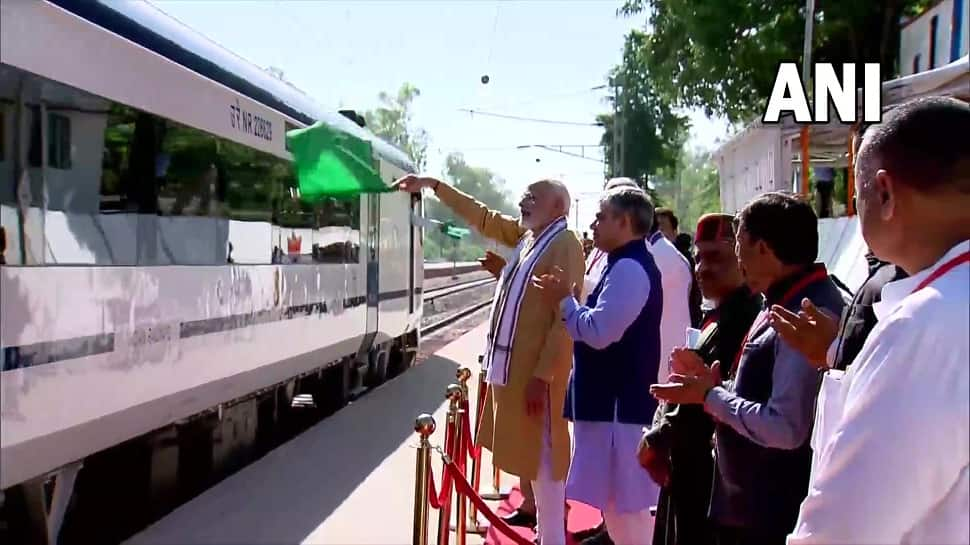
top-left (0, 1), bottom-right (426, 542)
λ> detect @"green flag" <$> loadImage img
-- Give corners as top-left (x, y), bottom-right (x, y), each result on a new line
top-left (441, 222), bottom-right (471, 240)
top-left (286, 121), bottom-right (394, 201)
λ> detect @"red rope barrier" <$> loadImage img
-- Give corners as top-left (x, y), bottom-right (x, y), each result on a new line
top-left (460, 400), bottom-right (482, 462)
top-left (443, 458), bottom-right (534, 545)
top-left (427, 465), bottom-right (453, 510)
top-left (427, 421), bottom-right (459, 511)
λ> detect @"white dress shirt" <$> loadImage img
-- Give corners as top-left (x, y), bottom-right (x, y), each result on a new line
top-left (788, 240), bottom-right (970, 545)
top-left (583, 248), bottom-right (608, 300)
top-left (648, 232), bottom-right (693, 384)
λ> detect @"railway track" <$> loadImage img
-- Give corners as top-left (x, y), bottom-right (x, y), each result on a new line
top-left (421, 276), bottom-right (495, 335)
top-left (424, 277), bottom-right (496, 303)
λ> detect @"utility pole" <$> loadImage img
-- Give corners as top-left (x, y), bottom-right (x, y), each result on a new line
top-left (801, 0), bottom-right (815, 86)
top-left (574, 198), bottom-right (580, 230)
top-left (799, 0), bottom-right (815, 198)
top-left (611, 78), bottom-right (624, 178)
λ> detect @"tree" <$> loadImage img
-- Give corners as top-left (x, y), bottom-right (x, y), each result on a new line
top-left (652, 146), bottom-right (721, 233)
top-left (424, 153), bottom-right (517, 261)
top-left (599, 30), bottom-right (689, 197)
top-left (362, 84), bottom-right (516, 260)
top-left (617, 0), bottom-right (937, 123)
top-left (363, 83), bottom-right (429, 171)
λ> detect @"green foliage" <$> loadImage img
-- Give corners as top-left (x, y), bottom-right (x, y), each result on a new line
top-left (616, 0), bottom-right (938, 124)
top-left (600, 30), bottom-right (689, 189)
top-left (424, 153), bottom-right (517, 260)
top-left (652, 146), bottom-right (721, 234)
top-left (360, 84), bottom-right (517, 261)
top-left (363, 83), bottom-right (429, 171)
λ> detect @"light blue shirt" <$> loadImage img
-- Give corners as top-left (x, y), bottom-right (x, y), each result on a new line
top-left (559, 258), bottom-right (651, 350)
top-left (703, 330), bottom-right (822, 449)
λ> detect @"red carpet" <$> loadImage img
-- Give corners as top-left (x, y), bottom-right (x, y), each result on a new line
top-left (483, 485), bottom-right (603, 545)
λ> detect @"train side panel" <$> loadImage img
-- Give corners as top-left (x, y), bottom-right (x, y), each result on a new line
top-left (0, 263), bottom-right (366, 489)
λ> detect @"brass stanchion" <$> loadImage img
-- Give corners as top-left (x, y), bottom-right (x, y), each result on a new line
top-left (452, 384), bottom-right (468, 545)
top-left (438, 385), bottom-right (463, 545)
top-left (413, 414), bottom-right (435, 545)
top-left (477, 357), bottom-right (509, 502)
top-left (454, 368), bottom-right (487, 535)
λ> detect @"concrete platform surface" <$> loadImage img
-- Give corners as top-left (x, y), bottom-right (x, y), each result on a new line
top-left (125, 324), bottom-right (498, 545)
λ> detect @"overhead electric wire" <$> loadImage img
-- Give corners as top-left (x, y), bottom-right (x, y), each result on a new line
top-left (530, 145), bottom-right (606, 163)
top-left (488, 85), bottom-right (609, 110)
top-left (458, 84), bottom-right (610, 113)
top-left (458, 108), bottom-right (603, 127)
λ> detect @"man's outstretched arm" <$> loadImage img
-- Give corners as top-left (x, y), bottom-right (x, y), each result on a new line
top-left (397, 175), bottom-right (524, 248)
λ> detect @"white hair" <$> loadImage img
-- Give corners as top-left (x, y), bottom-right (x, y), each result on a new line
top-left (532, 179), bottom-right (571, 215)
top-left (604, 177), bottom-right (641, 191)
top-left (601, 187), bottom-right (654, 236)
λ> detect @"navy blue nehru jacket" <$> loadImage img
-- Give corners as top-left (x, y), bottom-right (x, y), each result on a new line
top-left (563, 238), bottom-right (663, 425)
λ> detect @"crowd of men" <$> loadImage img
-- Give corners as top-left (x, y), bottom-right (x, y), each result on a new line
top-left (397, 96), bottom-right (969, 545)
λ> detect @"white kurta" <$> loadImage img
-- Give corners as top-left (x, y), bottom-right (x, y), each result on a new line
top-left (584, 248), bottom-right (608, 298)
top-left (648, 233), bottom-right (694, 384)
top-left (788, 240), bottom-right (970, 544)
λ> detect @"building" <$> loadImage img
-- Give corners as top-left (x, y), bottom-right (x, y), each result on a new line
top-left (899, 0), bottom-right (969, 76)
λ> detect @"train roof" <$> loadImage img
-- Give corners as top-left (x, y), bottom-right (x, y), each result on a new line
top-left (47, 0), bottom-right (416, 172)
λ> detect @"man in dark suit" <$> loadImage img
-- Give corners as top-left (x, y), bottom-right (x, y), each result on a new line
top-left (769, 251), bottom-right (906, 371)
top-left (639, 213), bottom-right (761, 545)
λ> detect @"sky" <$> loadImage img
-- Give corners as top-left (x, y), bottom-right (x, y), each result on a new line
top-left (152, 0), bottom-right (731, 231)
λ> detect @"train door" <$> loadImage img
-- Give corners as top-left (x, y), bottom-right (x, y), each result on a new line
top-left (365, 193), bottom-right (380, 336)
top-left (409, 193), bottom-right (420, 314)
top-left (350, 192), bottom-right (381, 395)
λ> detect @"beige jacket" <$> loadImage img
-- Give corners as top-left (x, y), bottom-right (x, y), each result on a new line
top-left (436, 183), bottom-right (584, 481)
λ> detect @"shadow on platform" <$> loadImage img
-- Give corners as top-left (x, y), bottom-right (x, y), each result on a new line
top-left (128, 353), bottom-right (463, 545)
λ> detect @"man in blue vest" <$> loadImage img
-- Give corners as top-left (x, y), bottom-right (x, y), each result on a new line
top-left (534, 186), bottom-right (663, 545)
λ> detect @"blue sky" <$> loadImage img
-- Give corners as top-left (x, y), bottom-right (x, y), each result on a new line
top-left (153, 0), bottom-right (730, 230)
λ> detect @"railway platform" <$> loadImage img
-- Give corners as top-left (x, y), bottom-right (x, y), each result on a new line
top-left (126, 324), bottom-right (499, 545)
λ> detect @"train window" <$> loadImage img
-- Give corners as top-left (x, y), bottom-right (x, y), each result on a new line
top-left (312, 196), bottom-right (361, 263)
top-left (48, 113), bottom-right (71, 169)
top-left (24, 108), bottom-right (71, 170)
top-left (222, 136), bottom-right (290, 222)
top-left (28, 106), bottom-right (41, 168)
top-left (0, 62), bottom-right (364, 266)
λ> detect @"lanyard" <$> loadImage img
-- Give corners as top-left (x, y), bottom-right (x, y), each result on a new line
top-left (700, 312), bottom-right (719, 332)
top-left (910, 251), bottom-right (970, 294)
top-left (730, 267), bottom-right (830, 377)
top-left (586, 249), bottom-right (605, 275)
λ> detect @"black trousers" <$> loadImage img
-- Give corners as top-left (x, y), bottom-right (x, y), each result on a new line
top-left (815, 183), bottom-right (833, 218)
top-left (714, 524), bottom-right (788, 545)
top-left (652, 452), bottom-right (716, 545)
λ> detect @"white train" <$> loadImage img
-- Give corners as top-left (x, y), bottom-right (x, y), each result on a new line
top-left (0, 1), bottom-right (424, 542)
